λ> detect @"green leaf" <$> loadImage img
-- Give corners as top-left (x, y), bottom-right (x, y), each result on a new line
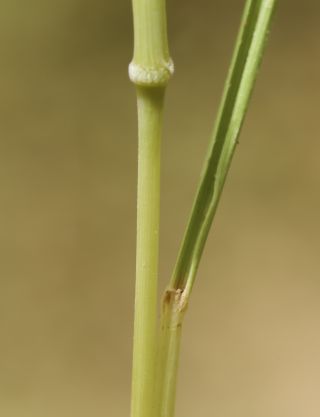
top-left (170, 0), bottom-right (278, 295)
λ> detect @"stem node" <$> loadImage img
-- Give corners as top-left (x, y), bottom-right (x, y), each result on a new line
top-left (129, 59), bottom-right (174, 87)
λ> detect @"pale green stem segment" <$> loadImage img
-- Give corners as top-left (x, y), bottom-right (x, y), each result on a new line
top-left (157, 2), bottom-right (278, 417)
top-left (131, 87), bottom-right (165, 417)
top-left (156, 289), bottom-right (188, 417)
top-left (170, 0), bottom-right (278, 296)
top-left (129, 0), bottom-right (173, 417)
top-left (129, 0), bottom-right (173, 87)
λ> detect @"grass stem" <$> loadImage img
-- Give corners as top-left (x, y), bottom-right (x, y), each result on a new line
top-left (131, 87), bottom-right (165, 417)
top-left (129, 1), bottom-right (277, 417)
top-left (129, 1), bottom-right (173, 417)
top-left (157, 1), bottom-right (278, 416)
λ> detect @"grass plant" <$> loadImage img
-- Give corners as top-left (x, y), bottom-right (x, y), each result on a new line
top-left (129, 1), bottom-right (278, 416)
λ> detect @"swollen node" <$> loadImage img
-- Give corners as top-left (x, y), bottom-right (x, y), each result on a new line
top-left (128, 59), bottom-right (174, 87)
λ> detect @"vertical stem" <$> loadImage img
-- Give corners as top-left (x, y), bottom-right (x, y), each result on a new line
top-left (156, 290), bottom-right (187, 417)
top-left (131, 87), bottom-right (164, 417)
top-left (129, 1), bottom-right (173, 417)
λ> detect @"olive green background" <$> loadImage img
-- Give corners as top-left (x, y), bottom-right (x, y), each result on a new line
top-left (1, 1), bottom-right (319, 416)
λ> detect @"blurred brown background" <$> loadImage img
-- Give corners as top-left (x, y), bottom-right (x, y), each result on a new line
top-left (0, 1), bottom-right (319, 416)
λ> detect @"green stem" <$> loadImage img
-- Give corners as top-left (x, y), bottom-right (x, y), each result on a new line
top-left (129, 1), bottom-right (173, 417)
top-left (156, 290), bottom-right (187, 417)
top-left (157, 1), bottom-right (278, 417)
top-left (129, 0), bottom-right (173, 88)
top-left (131, 87), bottom-right (164, 417)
